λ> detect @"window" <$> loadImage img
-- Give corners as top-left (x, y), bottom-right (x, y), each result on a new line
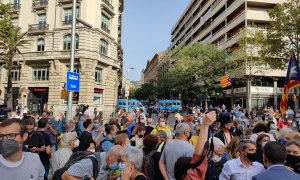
top-left (64, 7), bottom-right (80, 24)
top-left (11, 18), bottom-right (18, 27)
top-left (67, 65), bottom-right (80, 73)
top-left (100, 39), bottom-right (108, 55)
top-left (95, 67), bottom-right (103, 82)
top-left (101, 14), bottom-right (111, 33)
top-left (11, 68), bottom-right (20, 81)
top-left (94, 93), bottom-right (103, 105)
top-left (38, 14), bottom-right (46, 30)
top-left (37, 38), bottom-right (45, 51)
top-left (32, 67), bottom-right (49, 81)
top-left (63, 34), bottom-right (79, 50)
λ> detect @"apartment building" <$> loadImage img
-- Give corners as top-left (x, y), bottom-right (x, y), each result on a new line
top-left (161, 0), bottom-right (288, 110)
top-left (143, 51), bottom-right (166, 84)
top-left (0, 0), bottom-right (124, 118)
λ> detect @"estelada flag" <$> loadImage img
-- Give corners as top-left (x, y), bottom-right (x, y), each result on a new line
top-left (280, 55), bottom-right (300, 114)
top-left (220, 75), bottom-right (232, 88)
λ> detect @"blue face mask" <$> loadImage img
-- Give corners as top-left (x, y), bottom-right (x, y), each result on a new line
top-left (119, 163), bottom-right (125, 171)
top-left (93, 124), bottom-right (100, 129)
top-left (109, 162), bottom-right (119, 170)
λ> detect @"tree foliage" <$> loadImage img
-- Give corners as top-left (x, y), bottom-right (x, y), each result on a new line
top-left (261, 0), bottom-right (300, 66)
top-left (133, 79), bottom-right (157, 100)
top-left (158, 43), bottom-right (227, 99)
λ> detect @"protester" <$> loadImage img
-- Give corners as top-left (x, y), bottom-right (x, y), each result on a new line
top-left (78, 119), bottom-right (94, 150)
top-left (249, 122), bottom-right (276, 142)
top-left (285, 140), bottom-right (300, 174)
top-left (43, 111), bottom-right (58, 156)
top-left (174, 110), bottom-right (217, 180)
top-left (252, 142), bottom-right (300, 180)
top-left (188, 124), bottom-right (201, 148)
top-left (144, 118), bottom-right (154, 136)
top-left (132, 126), bottom-right (145, 149)
top-left (185, 115), bottom-right (195, 135)
top-left (91, 117), bottom-right (104, 148)
top-left (48, 132), bottom-right (78, 179)
top-left (278, 127), bottom-right (293, 145)
top-left (123, 113), bottom-right (137, 137)
top-left (214, 112), bottom-right (233, 146)
top-left (62, 145), bottom-right (124, 179)
top-left (114, 133), bottom-right (130, 148)
top-left (225, 137), bottom-right (240, 160)
top-left (37, 118), bottom-right (52, 179)
top-left (155, 130), bottom-right (167, 153)
top-left (174, 113), bottom-right (184, 130)
top-left (151, 116), bottom-right (172, 138)
top-left (99, 124), bottom-right (116, 152)
top-left (256, 134), bottom-right (270, 164)
top-left (219, 139), bottom-right (264, 180)
top-left (0, 119), bottom-right (45, 179)
top-left (159, 123), bottom-right (194, 180)
top-left (76, 112), bottom-right (89, 135)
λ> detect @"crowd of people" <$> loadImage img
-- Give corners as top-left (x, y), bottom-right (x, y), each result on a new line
top-left (0, 104), bottom-right (300, 180)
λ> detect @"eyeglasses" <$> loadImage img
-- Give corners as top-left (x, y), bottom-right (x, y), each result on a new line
top-left (0, 133), bottom-right (22, 140)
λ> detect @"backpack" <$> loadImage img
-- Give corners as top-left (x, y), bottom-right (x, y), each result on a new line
top-left (53, 151), bottom-right (101, 180)
top-left (142, 150), bottom-right (156, 180)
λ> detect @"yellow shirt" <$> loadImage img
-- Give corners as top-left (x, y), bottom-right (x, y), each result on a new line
top-left (151, 125), bottom-right (172, 137)
top-left (188, 135), bottom-right (198, 148)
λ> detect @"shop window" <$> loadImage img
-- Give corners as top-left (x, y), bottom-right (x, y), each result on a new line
top-left (32, 67), bottom-right (49, 81)
top-left (94, 93), bottom-right (103, 105)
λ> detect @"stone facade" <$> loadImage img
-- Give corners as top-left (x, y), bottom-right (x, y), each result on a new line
top-left (0, 0), bottom-right (124, 119)
top-left (143, 51), bottom-right (166, 84)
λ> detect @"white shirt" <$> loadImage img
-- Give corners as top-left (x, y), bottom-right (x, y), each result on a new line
top-left (219, 157), bottom-right (265, 180)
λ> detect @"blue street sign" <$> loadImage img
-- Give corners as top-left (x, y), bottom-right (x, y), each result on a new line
top-left (66, 71), bottom-right (80, 92)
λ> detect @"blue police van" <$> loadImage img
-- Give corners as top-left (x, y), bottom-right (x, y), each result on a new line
top-left (117, 99), bottom-right (144, 111)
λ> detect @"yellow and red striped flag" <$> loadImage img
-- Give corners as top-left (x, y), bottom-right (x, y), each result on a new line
top-left (220, 75), bottom-right (232, 88)
top-left (280, 55), bottom-right (300, 114)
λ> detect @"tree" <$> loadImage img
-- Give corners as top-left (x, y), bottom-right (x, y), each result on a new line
top-left (160, 43), bottom-right (227, 107)
top-left (0, 1), bottom-right (29, 110)
top-left (262, 0), bottom-right (300, 66)
top-left (133, 80), bottom-right (157, 100)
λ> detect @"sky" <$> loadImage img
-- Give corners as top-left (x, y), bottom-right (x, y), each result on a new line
top-left (122, 0), bottom-right (190, 81)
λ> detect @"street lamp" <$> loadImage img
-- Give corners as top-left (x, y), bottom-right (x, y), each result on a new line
top-left (125, 67), bottom-right (134, 112)
top-left (66, 0), bottom-right (92, 120)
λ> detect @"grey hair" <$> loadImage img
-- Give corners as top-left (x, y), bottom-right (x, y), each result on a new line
top-left (208, 137), bottom-right (225, 150)
top-left (278, 128), bottom-right (293, 140)
top-left (175, 123), bottom-right (189, 136)
top-left (156, 130), bottom-right (167, 140)
top-left (67, 120), bottom-right (75, 130)
top-left (285, 139), bottom-right (300, 148)
top-left (238, 139), bottom-right (255, 151)
top-left (121, 147), bottom-right (143, 172)
top-left (61, 132), bottom-right (77, 147)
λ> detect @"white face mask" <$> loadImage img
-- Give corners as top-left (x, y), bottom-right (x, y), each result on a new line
top-left (89, 149), bottom-right (95, 153)
top-left (212, 155), bottom-right (222, 163)
top-left (261, 142), bottom-right (268, 148)
top-left (55, 116), bottom-right (60, 121)
top-left (74, 139), bottom-right (80, 148)
top-left (159, 122), bottom-right (166, 127)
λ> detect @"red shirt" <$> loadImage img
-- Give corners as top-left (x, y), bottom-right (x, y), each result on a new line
top-left (185, 154), bottom-right (208, 180)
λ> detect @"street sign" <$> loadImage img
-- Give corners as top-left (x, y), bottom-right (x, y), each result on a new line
top-left (125, 90), bottom-right (129, 97)
top-left (66, 71), bottom-right (80, 92)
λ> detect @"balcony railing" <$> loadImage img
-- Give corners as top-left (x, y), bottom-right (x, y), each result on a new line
top-left (9, 3), bottom-right (21, 12)
top-left (102, 0), bottom-right (114, 11)
top-left (28, 24), bottom-right (49, 33)
top-left (101, 25), bottom-right (110, 33)
top-left (58, 0), bottom-right (81, 4)
top-left (32, 0), bottom-right (48, 9)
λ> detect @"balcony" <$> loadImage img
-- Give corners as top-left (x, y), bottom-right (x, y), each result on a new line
top-left (101, 25), bottom-right (110, 34)
top-left (28, 24), bottom-right (49, 34)
top-left (101, 0), bottom-right (115, 15)
top-left (9, 3), bottom-right (21, 14)
top-left (58, 0), bottom-right (82, 5)
top-left (32, 0), bottom-right (48, 11)
top-left (62, 20), bottom-right (79, 25)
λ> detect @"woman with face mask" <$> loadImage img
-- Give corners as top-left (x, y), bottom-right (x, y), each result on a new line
top-left (150, 117), bottom-right (172, 139)
top-left (48, 132), bottom-right (79, 179)
top-left (256, 134), bottom-right (270, 164)
top-left (285, 140), bottom-right (300, 174)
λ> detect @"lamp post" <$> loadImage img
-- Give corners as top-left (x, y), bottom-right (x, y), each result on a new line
top-left (125, 67), bottom-right (134, 112)
top-left (66, 0), bottom-right (92, 120)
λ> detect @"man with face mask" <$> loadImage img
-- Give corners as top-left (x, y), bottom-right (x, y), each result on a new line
top-left (151, 116), bottom-right (172, 138)
top-left (159, 123), bottom-right (194, 180)
top-left (62, 145), bottom-right (124, 180)
top-left (219, 139), bottom-right (265, 180)
top-left (285, 140), bottom-right (300, 174)
top-left (0, 118), bottom-right (45, 179)
top-left (253, 142), bottom-right (300, 180)
top-left (205, 137), bottom-right (226, 180)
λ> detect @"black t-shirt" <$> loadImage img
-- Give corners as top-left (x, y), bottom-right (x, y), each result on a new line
top-left (79, 131), bottom-right (93, 142)
top-left (24, 131), bottom-right (45, 149)
top-left (144, 126), bottom-right (154, 136)
top-left (37, 131), bottom-right (51, 166)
